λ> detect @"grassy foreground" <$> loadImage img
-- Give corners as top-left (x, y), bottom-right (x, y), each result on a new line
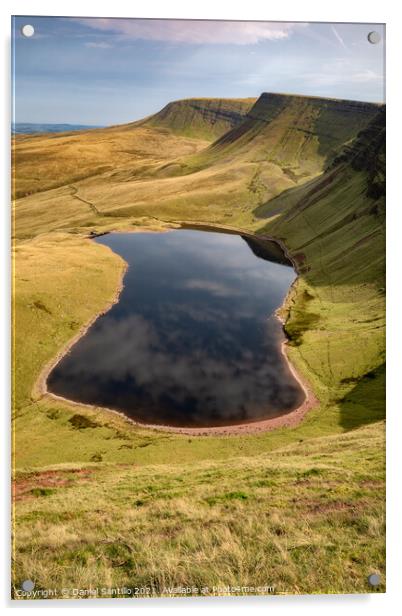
top-left (13, 423), bottom-right (384, 597)
top-left (12, 93), bottom-right (385, 597)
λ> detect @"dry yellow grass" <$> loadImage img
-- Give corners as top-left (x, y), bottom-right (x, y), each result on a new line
top-left (12, 125), bottom-right (208, 199)
top-left (13, 422), bottom-right (385, 598)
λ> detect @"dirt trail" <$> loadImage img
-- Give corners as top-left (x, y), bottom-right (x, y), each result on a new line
top-left (69, 184), bottom-right (100, 216)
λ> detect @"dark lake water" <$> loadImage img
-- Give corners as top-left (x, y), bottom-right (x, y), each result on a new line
top-left (47, 229), bottom-right (305, 427)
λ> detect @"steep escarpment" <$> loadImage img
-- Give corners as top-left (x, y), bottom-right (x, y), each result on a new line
top-left (205, 92), bottom-right (382, 176)
top-left (145, 97), bottom-right (256, 140)
top-left (256, 107), bottom-right (385, 429)
top-left (257, 106), bottom-right (385, 236)
top-left (329, 106), bottom-right (385, 199)
top-left (148, 92), bottom-right (383, 218)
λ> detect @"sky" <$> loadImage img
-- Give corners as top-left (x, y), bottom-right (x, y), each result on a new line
top-left (12, 16), bottom-right (385, 126)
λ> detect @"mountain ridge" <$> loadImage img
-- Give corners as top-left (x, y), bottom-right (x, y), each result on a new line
top-left (143, 97), bottom-right (257, 140)
top-left (206, 92), bottom-right (382, 170)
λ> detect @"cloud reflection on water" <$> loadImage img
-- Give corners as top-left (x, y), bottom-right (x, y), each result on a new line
top-left (48, 230), bottom-right (304, 427)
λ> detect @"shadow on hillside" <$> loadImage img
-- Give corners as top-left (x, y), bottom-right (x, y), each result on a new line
top-left (337, 363), bottom-right (385, 430)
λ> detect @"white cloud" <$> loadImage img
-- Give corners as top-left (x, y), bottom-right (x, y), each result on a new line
top-left (182, 279), bottom-right (243, 297)
top-left (73, 18), bottom-right (305, 45)
top-left (84, 41), bottom-right (113, 49)
top-left (298, 56), bottom-right (382, 89)
top-left (353, 69), bottom-right (382, 83)
top-left (301, 68), bottom-right (382, 87)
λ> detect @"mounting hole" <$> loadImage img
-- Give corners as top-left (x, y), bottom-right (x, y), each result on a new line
top-left (21, 24), bottom-right (35, 38)
top-left (367, 31), bottom-right (381, 45)
top-left (368, 573), bottom-right (381, 586)
top-left (22, 579), bottom-right (35, 592)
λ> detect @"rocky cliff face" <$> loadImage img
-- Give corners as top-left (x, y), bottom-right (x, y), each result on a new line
top-left (145, 97), bottom-right (256, 140)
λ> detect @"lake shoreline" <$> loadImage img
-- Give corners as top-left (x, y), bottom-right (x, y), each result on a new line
top-left (35, 222), bottom-right (318, 436)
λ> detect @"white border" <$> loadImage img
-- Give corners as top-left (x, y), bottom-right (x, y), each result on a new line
top-left (2, 1), bottom-right (401, 613)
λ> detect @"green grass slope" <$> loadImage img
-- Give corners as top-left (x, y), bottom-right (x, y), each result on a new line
top-left (182, 92), bottom-right (381, 176)
top-left (13, 93), bottom-right (381, 238)
top-left (144, 97), bottom-right (256, 140)
top-left (13, 422), bottom-right (384, 597)
top-left (132, 93), bottom-right (382, 226)
top-left (256, 108), bottom-right (385, 430)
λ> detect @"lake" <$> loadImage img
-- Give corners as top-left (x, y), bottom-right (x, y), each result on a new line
top-left (47, 229), bottom-right (305, 427)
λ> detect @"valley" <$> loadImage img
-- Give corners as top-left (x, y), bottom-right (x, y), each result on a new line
top-left (12, 92), bottom-right (385, 595)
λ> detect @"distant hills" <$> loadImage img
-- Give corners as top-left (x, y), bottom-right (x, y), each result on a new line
top-left (12, 93), bottom-right (384, 209)
top-left (12, 123), bottom-right (103, 135)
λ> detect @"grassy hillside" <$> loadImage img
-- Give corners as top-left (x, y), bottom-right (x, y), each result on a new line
top-left (13, 422), bottom-right (384, 597)
top-left (12, 97), bottom-right (256, 201)
top-left (13, 93), bottom-right (380, 241)
top-left (12, 93), bottom-right (386, 597)
top-left (12, 121), bottom-right (208, 200)
top-left (256, 108), bottom-right (385, 430)
top-left (144, 97), bottom-right (256, 140)
top-left (178, 93), bottom-right (381, 176)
